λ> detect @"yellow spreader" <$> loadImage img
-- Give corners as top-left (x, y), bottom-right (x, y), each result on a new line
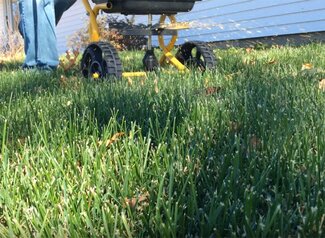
top-left (80, 0), bottom-right (216, 79)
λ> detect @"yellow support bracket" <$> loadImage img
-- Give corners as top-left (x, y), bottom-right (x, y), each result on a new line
top-left (82, 0), bottom-right (111, 42)
top-left (122, 72), bottom-right (147, 77)
top-left (158, 15), bottom-right (187, 71)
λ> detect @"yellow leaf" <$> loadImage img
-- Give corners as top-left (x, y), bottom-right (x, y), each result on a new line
top-left (103, 132), bottom-right (125, 148)
top-left (301, 63), bottom-right (313, 70)
top-left (225, 74), bottom-right (233, 80)
top-left (204, 77), bottom-right (210, 87)
top-left (267, 59), bottom-right (277, 65)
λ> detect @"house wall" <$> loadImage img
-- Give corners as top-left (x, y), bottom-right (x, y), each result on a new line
top-left (56, 0), bottom-right (325, 53)
top-left (176, 0), bottom-right (325, 43)
top-left (0, 0), bottom-right (5, 34)
top-left (56, 0), bottom-right (89, 53)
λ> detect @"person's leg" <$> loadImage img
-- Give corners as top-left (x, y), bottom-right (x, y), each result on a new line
top-left (19, 0), bottom-right (76, 69)
top-left (36, 0), bottom-right (58, 68)
top-left (18, 0), bottom-right (37, 67)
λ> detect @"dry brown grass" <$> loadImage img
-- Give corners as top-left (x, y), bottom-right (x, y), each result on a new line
top-left (0, 29), bottom-right (24, 62)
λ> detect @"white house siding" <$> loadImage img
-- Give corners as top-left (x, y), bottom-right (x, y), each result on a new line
top-left (176, 0), bottom-right (325, 43)
top-left (57, 0), bottom-right (325, 53)
top-left (56, 0), bottom-right (89, 53)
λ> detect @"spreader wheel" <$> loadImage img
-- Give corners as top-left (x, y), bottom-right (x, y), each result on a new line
top-left (81, 42), bottom-right (122, 79)
top-left (176, 41), bottom-right (216, 71)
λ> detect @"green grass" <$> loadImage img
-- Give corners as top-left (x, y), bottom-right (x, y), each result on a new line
top-left (0, 43), bottom-right (325, 237)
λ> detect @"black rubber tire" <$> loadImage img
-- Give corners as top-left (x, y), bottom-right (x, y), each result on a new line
top-left (143, 49), bottom-right (159, 71)
top-left (81, 42), bottom-right (123, 79)
top-left (176, 41), bottom-right (216, 71)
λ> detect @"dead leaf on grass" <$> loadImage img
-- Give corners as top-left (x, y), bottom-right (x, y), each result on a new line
top-left (229, 121), bottom-right (241, 132)
top-left (267, 59), bottom-right (277, 65)
top-left (301, 63), bottom-right (313, 70)
top-left (225, 74), bottom-right (234, 80)
top-left (205, 86), bottom-right (221, 95)
top-left (250, 135), bottom-right (262, 150)
top-left (319, 79), bottom-right (325, 91)
top-left (245, 47), bottom-right (253, 54)
top-left (98, 132), bottom-right (125, 148)
top-left (124, 192), bottom-right (149, 209)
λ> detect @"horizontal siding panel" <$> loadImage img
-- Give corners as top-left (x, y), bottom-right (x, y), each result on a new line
top-left (178, 20), bottom-right (325, 42)
top-left (177, 8), bottom-right (325, 39)
top-left (177, 0), bottom-right (314, 22)
top-left (176, 0), bottom-right (325, 43)
top-left (56, 0), bottom-right (325, 53)
top-left (178, 0), bottom-right (304, 18)
top-left (56, 1), bottom-right (88, 53)
top-left (178, 0), bottom-right (253, 14)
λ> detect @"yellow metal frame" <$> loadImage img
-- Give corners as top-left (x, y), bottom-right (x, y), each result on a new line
top-left (82, 0), bottom-right (187, 77)
top-left (158, 15), bottom-right (186, 71)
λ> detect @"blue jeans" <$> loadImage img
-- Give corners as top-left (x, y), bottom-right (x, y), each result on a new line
top-left (19, 0), bottom-right (76, 69)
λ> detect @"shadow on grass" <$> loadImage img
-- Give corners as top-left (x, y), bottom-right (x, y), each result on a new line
top-left (73, 81), bottom-right (192, 144)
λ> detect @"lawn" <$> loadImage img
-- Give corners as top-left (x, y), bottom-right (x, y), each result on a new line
top-left (0, 43), bottom-right (325, 237)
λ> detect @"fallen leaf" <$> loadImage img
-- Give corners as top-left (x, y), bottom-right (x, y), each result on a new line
top-left (229, 121), bottom-right (240, 132)
top-left (301, 63), bottom-right (313, 70)
top-left (250, 135), bottom-right (261, 150)
top-left (267, 59), bottom-right (277, 65)
top-left (205, 86), bottom-right (221, 95)
top-left (319, 79), bottom-right (325, 91)
top-left (98, 132), bottom-right (125, 148)
top-left (245, 47), bottom-right (253, 54)
top-left (225, 74), bottom-right (233, 80)
top-left (124, 192), bottom-right (149, 209)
